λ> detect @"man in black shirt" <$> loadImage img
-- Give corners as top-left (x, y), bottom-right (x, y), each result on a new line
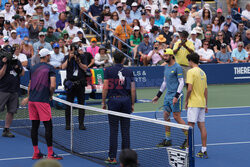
top-left (0, 49), bottom-right (24, 137)
top-left (61, 45), bottom-right (88, 130)
top-left (160, 23), bottom-right (173, 47)
top-left (202, 30), bottom-right (217, 51)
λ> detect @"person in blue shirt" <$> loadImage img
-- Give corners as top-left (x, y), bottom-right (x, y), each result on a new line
top-left (16, 17), bottom-right (29, 40)
top-left (102, 51), bottom-right (136, 164)
top-left (232, 42), bottom-right (249, 63)
top-left (49, 43), bottom-right (65, 69)
top-left (152, 48), bottom-right (187, 148)
top-left (154, 9), bottom-right (165, 27)
top-left (130, 2), bottom-right (141, 20)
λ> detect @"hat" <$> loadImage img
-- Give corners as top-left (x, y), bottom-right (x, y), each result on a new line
top-left (131, 2), bottom-right (138, 7)
top-left (53, 43), bottom-right (59, 48)
top-left (43, 0), bottom-right (49, 2)
top-left (162, 5), bottom-right (168, 9)
top-left (120, 16), bottom-right (126, 21)
top-left (104, 4), bottom-right (110, 8)
top-left (173, 32), bottom-right (180, 37)
top-left (5, 20), bottom-right (10, 24)
top-left (99, 46), bottom-right (107, 52)
top-left (133, 26), bottom-right (140, 31)
top-left (156, 35), bottom-right (166, 42)
top-left (39, 32), bottom-right (46, 36)
top-left (173, 4), bottom-right (178, 8)
top-left (19, 16), bottom-right (25, 21)
top-left (192, 4), bottom-right (197, 8)
top-left (91, 37), bottom-right (97, 42)
top-left (11, 30), bottom-right (17, 34)
top-left (224, 23), bottom-right (230, 27)
top-left (145, 5), bottom-right (151, 10)
top-left (221, 43), bottom-right (227, 48)
top-left (72, 37), bottom-right (81, 43)
top-left (155, 9), bottom-right (161, 13)
top-left (117, 3), bottom-right (122, 7)
top-left (190, 30), bottom-right (197, 35)
top-left (12, 14), bottom-right (20, 20)
top-left (217, 8), bottom-right (222, 13)
top-left (143, 33), bottom-right (149, 38)
top-left (44, 11), bottom-right (50, 15)
top-left (121, 0), bottom-right (126, 3)
top-left (61, 30), bottom-right (68, 35)
top-left (178, 0), bottom-right (184, 4)
top-left (0, 13), bottom-right (4, 18)
top-left (165, 17), bottom-right (171, 21)
top-left (204, 3), bottom-right (210, 9)
top-left (226, 15), bottom-right (232, 19)
top-left (184, 8), bottom-right (190, 13)
top-left (194, 26), bottom-right (203, 34)
top-left (51, 4), bottom-right (58, 12)
top-left (39, 48), bottom-right (50, 58)
top-left (26, 12), bottom-right (33, 17)
top-left (35, 3), bottom-right (44, 9)
top-left (77, 31), bottom-right (83, 34)
top-left (163, 23), bottom-right (170, 27)
top-left (150, 26), bottom-right (159, 32)
top-left (141, 11), bottom-right (146, 15)
top-left (172, 9), bottom-right (178, 13)
top-left (164, 48), bottom-right (174, 55)
top-left (3, 36), bottom-right (9, 42)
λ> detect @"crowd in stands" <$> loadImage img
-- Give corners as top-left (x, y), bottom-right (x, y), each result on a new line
top-left (0, 0), bottom-right (249, 68)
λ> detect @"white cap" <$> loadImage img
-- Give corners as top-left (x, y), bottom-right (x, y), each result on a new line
top-left (173, 4), bottom-right (178, 8)
top-left (3, 36), bottom-right (9, 42)
top-left (26, 12), bottom-right (33, 16)
top-left (190, 30), bottom-right (197, 35)
top-left (204, 3), bottom-right (210, 9)
top-left (51, 4), bottom-right (58, 12)
top-left (131, 2), bottom-right (138, 7)
top-left (11, 30), bottom-right (17, 34)
top-left (0, 13), bottom-right (4, 18)
top-left (133, 26), bottom-right (140, 31)
top-left (163, 23), bottom-right (170, 27)
top-left (72, 37), bottom-right (81, 43)
top-left (173, 32), bottom-right (180, 37)
top-left (39, 32), bottom-right (46, 36)
top-left (162, 5), bottom-right (168, 9)
top-left (39, 48), bottom-right (50, 58)
top-left (145, 5), bottom-right (151, 10)
top-left (121, 0), bottom-right (126, 3)
top-left (120, 16), bottom-right (126, 21)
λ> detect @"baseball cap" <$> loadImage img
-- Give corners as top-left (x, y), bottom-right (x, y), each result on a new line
top-left (5, 20), bottom-right (10, 24)
top-left (120, 16), bottom-right (126, 21)
top-left (224, 23), bottom-right (230, 27)
top-left (121, 0), bottom-right (126, 3)
top-left (72, 37), bottom-right (81, 43)
top-left (172, 10), bottom-right (178, 13)
top-left (173, 4), bottom-right (178, 8)
top-left (117, 3), bottom-right (122, 7)
top-left (0, 13), bottom-right (4, 18)
top-left (164, 48), bottom-right (174, 55)
top-left (155, 9), bottom-right (161, 13)
top-left (91, 37), bottom-right (97, 42)
top-left (162, 5), bottom-right (168, 9)
top-left (173, 32), bottom-right (180, 37)
top-left (53, 43), bottom-right (59, 48)
top-left (221, 43), bottom-right (227, 48)
top-left (26, 13), bottom-right (33, 17)
top-left (131, 2), bottom-right (138, 7)
top-left (133, 26), bottom-right (140, 31)
top-left (192, 4), bottom-right (197, 8)
top-left (143, 33), bottom-right (149, 38)
top-left (184, 8), bottom-right (190, 13)
top-left (77, 31), bottom-right (83, 34)
top-left (226, 15), bottom-right (232, 19)
top-left (145, 5), bottom-right (152, 10)
top-left (44, 11), bottom-right (50, 15)
top-left (217, 8), bottom-right (222, 13)
top-left (51, 4), bottom-right (58, 12)
top-left (39, 48), bottom-right (50, 58)
top-left (204, 3), bottom-right (210, 9)
top-left (11, 30), bottom-right (17, 34)
top-left (163, 23), bottom-right (170, 27)
top-left (12, 14), bottom-right (20, 20)
top-left (35, 3), bottom-right (44, 9)
top-left (165, 17), bottom-right (171, 21)
top-left (190, 30), bottom-right (197, 35)
top-left (39, 32), bottom-right (46, 36)
top-left (3, 36), bottom-right (9, 42)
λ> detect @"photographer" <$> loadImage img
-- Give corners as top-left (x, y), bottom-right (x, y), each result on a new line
top-left (0, 49), bottom-right (25, 137)
top-left (61, 44), bottom-right (88, 130)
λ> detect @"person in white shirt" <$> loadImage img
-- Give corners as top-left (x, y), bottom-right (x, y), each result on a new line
top-left (189, 30), bottom-right (202, 52)
top-left (42, 0), bottom-right (52, 13)
top-left (184, 8), bottom-right (195, 31)
top-left (94, 46), bottom-right (113, 67)
top-left (44, 11), bottom-right (56, 29)
top-left (159, 0), bottom-right (173, 15)
top-left (2, 20), bottom-right (12, 37)
top-left (241, 2), bottom-right (250, 24)
top-left (12, 44), bottom-right (28, 69)
top-left (139, 10), bottom-right (149, 31)
top-left (197, 40), bottom-right (216, 63)
top-left (161, 5), bottom-right (170, 18)
top-left (171, 10), bottom-right (181, 32)
top-left (0, 3), bottom-right (15, 22)
top-left (50, 4), bottom-right (59, 23)
top-left (49, 43), bottom-right (65, 69)
top-left (24, 0), bottom-right (36, 14)
top-left (116, 3), bottom-right (125, 19)
top-left (65, 20), bottom-right (82, 37)
top-left (9, 30), bottom-right (22, 46)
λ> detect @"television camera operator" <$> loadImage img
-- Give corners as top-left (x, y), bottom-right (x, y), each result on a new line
top-left (61, 44), bottom-right (88, 130)
top-left (0, 47), bottom-right (25, 137)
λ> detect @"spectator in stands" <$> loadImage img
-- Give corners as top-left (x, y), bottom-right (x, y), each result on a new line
top-left (98, 5), bottom-right (111, 24)
top-left (221, 23), bottom-right (232, 45)
top-left (170, 32), bottom-right (180, 48)
top-left (202, 30), bottom-right (217, 51)
top-left (119, 149), bottom-right (138, 167)
top-left (177, 15), bottom-right (190, 33)
top-left (231, 2), bottom-right (242, 23)
top-left (241, 2), bottom-right (250, 27)
top-left (238, 22), bottom-right (246, 40)
top-left (184, 8), bottom-right (195, 29)
top-left (88, 0), bottom-right (103, 29)
top-left (197, 40), bottom-right (216, 64)
top-left (220, 15), bottom-right (237, 36)
top-left (215, 31), bottom-right (231, 53)
top-left (38, 19), bottom-right (47, 33)
top-left (121, 0), bottom-right (128, 10)
top-left (1, 3), bottom-right (14, 22)
top-left (49, 43), bottom-right (65, 69)
top-left (145, 5), bottom-right (153, 18)
top-left (106, 0), bottom-right (116, 13)
top-left (11, 0), bottom-right (19, 12)
top-left (45, 27), bottom-right (58, 45)
top-left (130, 2), bottom-right (141, 20)
top-left (34, 3), bottom-right (44, 19)
top-left (54, 0), bottom-right (67, 13)
top-left (86, 38), bottom-right (99, 58)
top-left (20, 36), bottom-right (34, 59)
top-left (131, 19), bottom-right (143, 33)
top-left (161, 5), bottom-right (170, 18)
top-left (80, 0), bottom-right (94, 16)
top-left (189, 30), bottom-right (202, 52)
top-left (198, 3), bottom-right (212, 20)
top-left (56, 12), bottom-right (67, 33)
top-left (116, 3), bottom-right (125, 19)
top-left (171, 9), bottom-right (181, 32)
top-left (216, 43), bottom-right (231, 64)
top-left (160, 23), bottom-right (173, 48)
top-left (139, 10), bottom-right (149, 32)
top-left (149, 26), bottom-right (159, 44)
top-left (61, 30), bottom-right (71, 46)
top-left (130, 26), bottom-right (143, 59)
top-left (177, 0), bottom-right (186, 16)
top-left (106, 12), bottom-right (120, 40)
top-left (212, 8), bottom-right (225, 27)
top-left (246, 44), bottom-right (250, 62)
top-left (147, 41), bottom-right (165, 65)
top-left (145, 16), bottom-right (155, 33)
top-left (173, 30), bottom-right (194, 80)
top-left (16, 17), bottom-right (29, 40)
top-left (138, 33), bottom-right (154, 66)
top-left (0, 13), bottom-right (4, 33)
top-left (94, 46), bottom-right (113, 67)
top-left (243, 29), bottom-right (250, 46)
top-left (27, 15), bottom-right (40, 44)
top-left (190, 4), bottom-right (198, 18)
top-left (154, 9), bottom-right (165, 27)
top-left (205, 24), bottom-right (215, 38)
top-left (187, 0), bottom-right (197, 10)
top-left (58, 39), bottom-right (68, 56)
top-left (12, 44), bottom-right (28, 68)
top-left (65, 20), bottom-right (83, 38)
top-left (125, 9), bottom-right (133, 25)
top-left (50, 4), bottom-right (60, 23)
top-left (231, 32), bottom-right (242, 50)
top-left (43, 0), bottom-right (52, 13)
top-left (24, 0), bottom-right (36, 14)
top-left (77, 31), bottom-right (88, 45)
top-left (165, 17), bottom-right (174, 32)
top-left (201, 9), bottom-right (212, 27)
top-left (11, 15), bottom-right (21, 30)
top-left (156, 34), bottom-right (167, 49)
top-left (1, 36), bottom-right (10, 49)
top-left (232, 42), bottom-right (248, 63)
top-left (191, 15), bottom-right (203, 30)
top-left (16, 5), bottom-right (26, 18)
top-left (33, 32), bottom-right (52, 56)
top-left (144, 0), bottom-right (157, 14)
top-left (114, 17), bottom-right (132, 50)
top-left (9, 30), bottom-right (22, 46)
top-left (212, 17), bottom-right (220, 34)
top-left (44, 11), bottom-right (56, 30)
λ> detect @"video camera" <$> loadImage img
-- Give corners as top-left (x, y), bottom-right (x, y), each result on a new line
top-left (0, 46), bottom-right (19, 68)
top-left (70, 43), bottom-right (80, 58)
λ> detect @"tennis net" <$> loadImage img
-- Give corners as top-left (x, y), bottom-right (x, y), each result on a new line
top-left (0, 85), bottom-right (195, 167)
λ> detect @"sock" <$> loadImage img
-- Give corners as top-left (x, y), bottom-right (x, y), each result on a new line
top-left (201, 147), bottom-right (207, 153)
top-left (165, 131), bottom-right (171, 141)
top-left (184, 131), bottom-right (188, 137)
top-left (33, 146), bottom-right (39, 154)
top-left (48, 146), bottom-right (53, 156)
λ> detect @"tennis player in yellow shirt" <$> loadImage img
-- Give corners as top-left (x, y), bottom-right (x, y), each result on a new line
top-left (185, 53), bottom-right (208, 159)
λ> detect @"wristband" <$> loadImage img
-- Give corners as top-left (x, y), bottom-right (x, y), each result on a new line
top-left (156, 91), bottom-right (163, 98)
top-left (174, 92), bottom-right (181, 99)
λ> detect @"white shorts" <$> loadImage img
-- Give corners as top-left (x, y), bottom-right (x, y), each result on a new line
top-left (187, 107), bottom-right (205, 123)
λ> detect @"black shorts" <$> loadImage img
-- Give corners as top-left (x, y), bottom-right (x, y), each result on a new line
top-left (0, 91), bottom-right (19, 114)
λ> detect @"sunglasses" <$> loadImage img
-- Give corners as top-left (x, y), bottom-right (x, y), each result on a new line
top-left (113, 15), bottom-right (118, 16)
top-left (238, 46), bottom-right (243, 47)
top-left (204, 43), bottom-right (209, 45)
top-left (206, 33), bottom-right (211, 35)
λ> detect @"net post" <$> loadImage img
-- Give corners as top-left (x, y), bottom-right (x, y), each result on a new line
top-left (70, 105), bottom-right (73, 153)
top-left (188, 127), bottom-right (195, 167)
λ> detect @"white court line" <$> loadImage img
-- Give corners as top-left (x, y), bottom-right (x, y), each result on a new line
top-left (1, 141), bottom-right (250, 161)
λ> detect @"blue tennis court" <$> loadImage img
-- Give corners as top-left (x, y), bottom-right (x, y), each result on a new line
top-left (0, 106), bottom-right (249, 167)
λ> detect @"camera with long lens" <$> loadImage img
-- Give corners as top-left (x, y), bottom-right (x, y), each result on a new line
top-left (71, 43), bottom-right (80, 57)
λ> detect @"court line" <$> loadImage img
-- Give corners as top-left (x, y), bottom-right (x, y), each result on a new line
top-left (2, 141), bottom-right (250, 161)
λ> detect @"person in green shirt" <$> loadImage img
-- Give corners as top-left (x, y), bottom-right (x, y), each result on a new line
top-left (45, 26), bottom-right (58, 45)
top-left (130, 26), bottom-right (143, 59)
